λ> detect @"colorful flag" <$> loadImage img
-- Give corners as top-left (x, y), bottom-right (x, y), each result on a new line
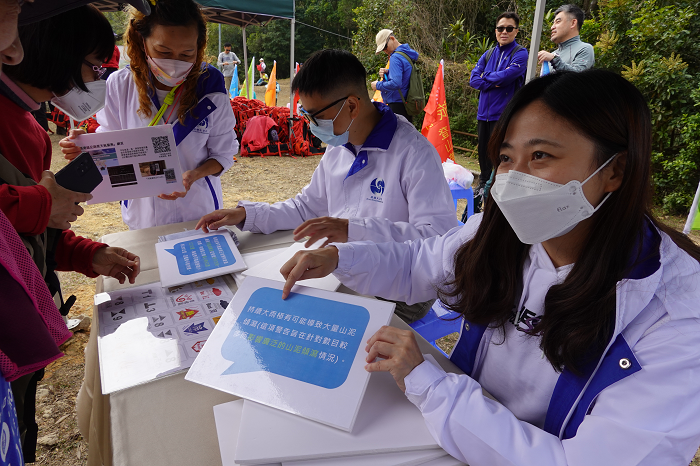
top-left (421, 60), bottom-right (455, 162)
top-left (292, 63), bottom-right (300, 115)
top-left (683, 178), bottom-right (700, 234)
top-left (229, 64), bottom-right (239, 98)
top-left (372, 59), bottom-right (390, 102)
top-left (239, 57), bottom-right (256, 100)
top-left (265, 60), bottom-right (278, 107)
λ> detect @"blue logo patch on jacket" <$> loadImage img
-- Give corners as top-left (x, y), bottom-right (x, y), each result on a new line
top-left (368, 178), bottom-right (385, 203)
top-left (193, 117), bottom-right (210, 134)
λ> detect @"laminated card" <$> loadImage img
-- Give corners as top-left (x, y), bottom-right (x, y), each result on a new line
top-left (74, 125), bottom-right (184, 204)
top-left (186, 276), bottom-right (395, 432)
top-left (155, 230), bottom-right (247, 287)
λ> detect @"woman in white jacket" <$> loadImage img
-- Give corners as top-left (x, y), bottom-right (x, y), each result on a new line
top-left (280, 69), bottom-right (700, 465)
top-left (61, 0), bottom-right (238, 230)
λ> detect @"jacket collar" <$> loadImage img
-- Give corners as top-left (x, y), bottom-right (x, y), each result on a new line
top-left (558, 35), bottom-right (582, 50)
top-left (342, 102), bottom-right (397, 155)
top-left (0, 74), bottom-right (40, 112)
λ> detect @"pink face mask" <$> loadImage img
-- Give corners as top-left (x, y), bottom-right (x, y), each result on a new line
top-left (146, 54), bottom-right (195, 87)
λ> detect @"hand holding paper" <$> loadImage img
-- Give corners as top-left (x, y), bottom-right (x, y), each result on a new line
top-left (280, 246), bottom-right (339, 299)
top-left (58, 128), bottom-right (87, 161)
top-left (293, 216), bottom-right (349, 247)
top-left (365, 326), bottom-right (425, 392)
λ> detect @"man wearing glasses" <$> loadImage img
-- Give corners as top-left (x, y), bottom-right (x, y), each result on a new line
top-left (197, 49), bottom-right (457, 324)
top-left (537, 4), bottom-right (594, 73)
top-left (469, 11), bottom-right (528, 213)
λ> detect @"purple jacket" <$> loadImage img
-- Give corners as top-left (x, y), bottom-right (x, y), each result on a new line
top-left (470, 41), bottom-right (528, 121)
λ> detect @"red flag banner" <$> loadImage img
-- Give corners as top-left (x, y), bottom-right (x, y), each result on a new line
top-left (421, 60), bottom-right (454, 162)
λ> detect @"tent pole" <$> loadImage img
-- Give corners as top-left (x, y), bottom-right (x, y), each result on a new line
top-left (525, 0), bottom-right (547, 83)
top-left (218, 23), bottom-right (222, 56)
top-left (243, 26), bottom-right (250, 98)
top-left (289, 2), bottom-right (295, 136)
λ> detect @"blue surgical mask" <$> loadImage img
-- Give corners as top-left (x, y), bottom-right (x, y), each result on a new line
top-left (309, 99), bottom-right (354, 146)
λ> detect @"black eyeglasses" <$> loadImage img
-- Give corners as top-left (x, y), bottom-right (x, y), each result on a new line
top-left (299, 96), bottom-right (349, 126)
top-left (84, 59), bottom-right (107, 80)
top-left (496, 26), bottom-right (517, 33)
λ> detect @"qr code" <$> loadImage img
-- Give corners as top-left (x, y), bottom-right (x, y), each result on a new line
top-left (164, 168), bottom-right (176, 183)
top-left (151, 136), bottom-right (171, 154)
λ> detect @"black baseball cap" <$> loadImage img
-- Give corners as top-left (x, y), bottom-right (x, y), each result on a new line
top-left (19, 0), bottom-right (152, 26)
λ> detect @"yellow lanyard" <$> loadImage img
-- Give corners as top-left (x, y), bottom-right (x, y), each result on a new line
top-left (148, 84), bottom-right (181, 126)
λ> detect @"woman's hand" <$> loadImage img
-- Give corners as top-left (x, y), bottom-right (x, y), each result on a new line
top-left (279, 247), bottom-right (339, 299)
top-left (365, 326), bottom-right (425, 392)
top-left (58, 128), bottom-right (86, 160)
top-left (195, 207), bottom-right (246, 233)
top-left (159, 160), bottom-right (223, 201)
top-left (92, 247), bottom-right (140, 284)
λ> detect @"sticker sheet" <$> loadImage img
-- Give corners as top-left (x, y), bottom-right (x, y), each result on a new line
top-left (96, 278), bottom-right (233, 394)
top-left (155, 230), bottom-right (247, 287)
top-left (74, 125), bottom-right (184, 204)
top-left (185, 276), bottom-right (395, 432)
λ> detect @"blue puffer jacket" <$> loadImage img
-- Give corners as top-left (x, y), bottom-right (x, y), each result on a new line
top-left (376, 44), bottom-right (419, 104)
top-left (470, 41), bottom-right (528, 121)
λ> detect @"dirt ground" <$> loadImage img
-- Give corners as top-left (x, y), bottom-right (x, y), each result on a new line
top-left (32, 87), bottom-right (700, 464)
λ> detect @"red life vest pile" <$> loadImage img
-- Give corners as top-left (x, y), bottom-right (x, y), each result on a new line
top-left (230, 97), bottom-right (325, 158)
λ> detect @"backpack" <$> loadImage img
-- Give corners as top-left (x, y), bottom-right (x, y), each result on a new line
top-left (483, 45), bottom-right (526, 90)
top-left (393, 51), bottom-right (425, 116)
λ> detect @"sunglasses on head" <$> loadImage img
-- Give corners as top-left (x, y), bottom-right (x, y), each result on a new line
top-left (496, 26), bottom-right (517, 32)
top-left (299, 96), bottom-right (349, 126)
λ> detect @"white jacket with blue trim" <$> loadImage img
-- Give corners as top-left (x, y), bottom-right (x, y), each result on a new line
top-left (97, 65), bottom-right (238, 230)
top-left (332, 213), bottom-right (700, 465)
top-left (238, 103), bottom-right (457, 243)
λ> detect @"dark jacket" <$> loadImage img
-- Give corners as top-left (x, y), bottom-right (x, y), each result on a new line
top-left (470, 41), bottom-right (528, 121)
top-left (376, 44), bottom-right (419, 104)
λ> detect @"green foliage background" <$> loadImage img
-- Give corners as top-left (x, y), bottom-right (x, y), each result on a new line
top-left (110, 0), bottom-right (700, 212)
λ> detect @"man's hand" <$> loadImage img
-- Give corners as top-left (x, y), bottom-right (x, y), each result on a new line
top-left (371, 81), bottom-right (378, 91)
top-left (365, 326), bottom-right (424, 392)
top-left (58, 128), bottom-right (87, 161)
top-left (92, 247), bottom-right (140, 284)
top-left (195, 207), bottom-right (246, 233)
top-left (538, 50), bottom-right (555, 64)
top-left (293, 217), bottom-right (349, 248)
top-left (39, 171), bottom-right (92, 230)
top-left (378, 68), bottom-right (387, 79)
top-left (279, 247), bottom-right (339, 299)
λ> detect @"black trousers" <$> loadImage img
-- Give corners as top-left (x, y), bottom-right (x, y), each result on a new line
top-left (387, 102), bottom-right (412, 124)
top-left (11, 368), bottom-right (44, 463)
top-left (477, 120), bottom-right (499, 186)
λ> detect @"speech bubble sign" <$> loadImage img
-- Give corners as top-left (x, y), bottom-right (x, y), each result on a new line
top-left (165, 234), bottom-right (236, 276)
top-left (221, 287), bottom-right (370, 389)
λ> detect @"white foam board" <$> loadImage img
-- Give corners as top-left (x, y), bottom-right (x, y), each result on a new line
top-left (186, 276), bottom-right (395, 432)
top-left (213, 400), bottom-right (281, 466)
top-left (233, 249), bottom-right (285, 286)
top-left (234, 370), bottom-right (439, 465)
top-left (241, 241), bottom-right (341, 292)
top-left (281, 449), bottom-right (446, 466)
top-left (418, 456), bottom-right (467, 466)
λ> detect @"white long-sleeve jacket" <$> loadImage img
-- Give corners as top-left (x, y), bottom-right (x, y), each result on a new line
top-left (238, 103), bottom-right (457, 243)
top-left (97, 65), bottom-right (238, 230)
top-left (332, 214), bottom-right (700, 465)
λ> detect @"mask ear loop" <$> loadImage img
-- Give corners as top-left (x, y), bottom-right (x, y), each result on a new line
top-left (583, 153), bottom-right (619, 212)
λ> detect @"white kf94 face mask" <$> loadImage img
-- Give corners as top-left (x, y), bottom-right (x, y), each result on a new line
top-left (491, 154), bottom-right (617, 244)
top-left (51, 80), bottom-right (106, 122)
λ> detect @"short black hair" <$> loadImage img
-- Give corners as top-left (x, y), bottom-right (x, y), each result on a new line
top-left (292, 49), bottom-right (367, 98)
top-left (224, 43), bottom-right (232, 48)
top-left (496, 11), bottom-right (520, 28)
top-left (4, 5), bottom-right (114, 95)
top-left (555, 4), bottom-right (585, 31)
